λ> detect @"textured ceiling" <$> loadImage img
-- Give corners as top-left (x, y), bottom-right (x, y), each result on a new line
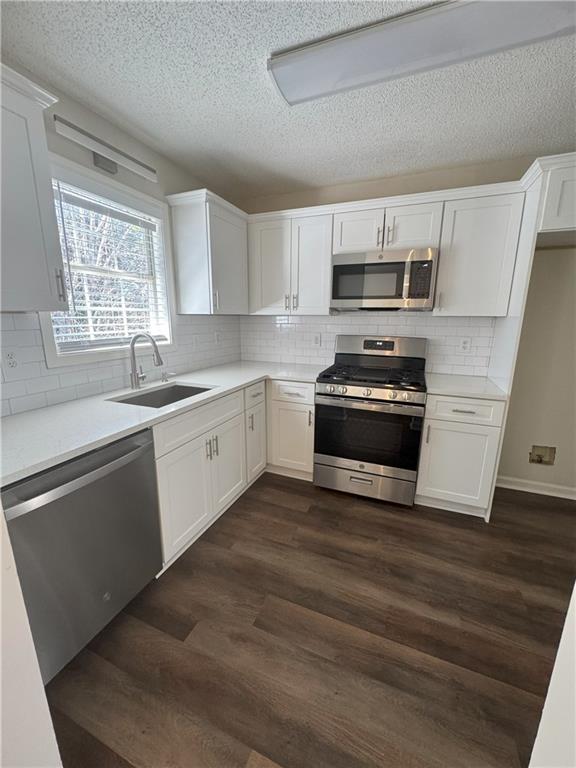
top-left (2, 1), bottom-right (575, 203)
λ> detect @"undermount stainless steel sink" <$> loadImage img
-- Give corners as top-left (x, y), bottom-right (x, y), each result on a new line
top-left (111, 384), bottom-right (211, 408)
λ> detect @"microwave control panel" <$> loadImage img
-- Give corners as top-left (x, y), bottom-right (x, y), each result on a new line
top-left (407, 261), bottom-right (433, 299)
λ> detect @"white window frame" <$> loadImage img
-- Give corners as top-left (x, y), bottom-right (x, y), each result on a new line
top-left (40, 157), bottom-right (176, 368)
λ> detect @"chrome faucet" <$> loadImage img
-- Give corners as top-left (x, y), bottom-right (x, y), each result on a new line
top-left (129, 333), bottom-right (164, 389)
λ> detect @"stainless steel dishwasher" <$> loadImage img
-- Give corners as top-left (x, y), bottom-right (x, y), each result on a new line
top-left (2, 429), bottom-right (162, 684)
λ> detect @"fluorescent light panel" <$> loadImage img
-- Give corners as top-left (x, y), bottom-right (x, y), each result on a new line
top-left (268, 1), bottom-right (576, 105)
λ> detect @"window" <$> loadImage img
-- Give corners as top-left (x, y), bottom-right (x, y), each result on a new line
top-left (42, 170), bottom-right (173, 365)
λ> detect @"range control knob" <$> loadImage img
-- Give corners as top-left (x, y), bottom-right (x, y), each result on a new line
top-left (338, 385), bottom-right (348, 394)
top-left (389, 390), bottom-right (398, 400)
top-left (327, 384), bottom-right (336, 393)
top-left (362, 388), bottom-right (372, 397)
top-left (402, 392), bottom-right (411, 401)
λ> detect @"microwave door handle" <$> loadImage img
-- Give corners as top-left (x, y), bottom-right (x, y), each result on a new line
top-left (402, 260), bottom-right (411, 300)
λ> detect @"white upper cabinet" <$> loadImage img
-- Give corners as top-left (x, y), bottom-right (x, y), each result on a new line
top-left (249, 214), bottom-right (332, 315)
top-left (290, 214), bottom-right (332, 315)
top-left (248, 218), bottom-right (291, 314)
top-left (1, 66), bottom-right (68, 312)
top-left (435, 193), bottom-right (524, 316)
top-left (383, 202), bottom-right (443, 249)
top-left (168, 190), bottom-right (248, 314)
top-left (332, 208), bottom-right (385, 253)
top-left (539, 166), bottom-right (576, 231)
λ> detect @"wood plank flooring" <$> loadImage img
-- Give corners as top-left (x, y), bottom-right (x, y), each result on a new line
top-left (47, 473), bottom-right (576, 768)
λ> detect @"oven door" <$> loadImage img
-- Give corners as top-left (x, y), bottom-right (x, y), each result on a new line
top-left (330, 249), bottom-right (436, 310)
top-left (314, 395), bottom-right (424, 481)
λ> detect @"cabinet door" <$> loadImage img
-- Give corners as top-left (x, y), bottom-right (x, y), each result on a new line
top-left (1, 86), bottom-right (67, 311)
top-left (156, 433), bottom-right (213, 562)
top-left (269, 401), bottom-right (314, 473)
top-left (416, 419), bottom-right (500, 508)
top-left (291, 214), bottom-right (332, 315)
top-left (211, 414), bottom-right (247, 514)
top-left (208, 201), bottom-right (248, 314)
top-left (540, 166), bottom-right (576, 231)
top-left (246, 401), bottom-right (267, 482)
top-left (332, 208), bottom-right (385, 254)
top-left (384, 202), bottom-right (443, 249)
top-left (435, 194), bottom-right (524, 316)
top-left (248, 219), bottom-right (291, 313)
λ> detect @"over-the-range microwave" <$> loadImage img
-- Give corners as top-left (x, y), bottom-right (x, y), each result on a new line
top-left (330, 248), bottom-right (438, 311)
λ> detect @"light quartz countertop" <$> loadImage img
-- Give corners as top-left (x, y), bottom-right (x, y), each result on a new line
top-left (425, 373), bottom-right (508, 401)
top-left (0, 361), bottom-right (507, 487)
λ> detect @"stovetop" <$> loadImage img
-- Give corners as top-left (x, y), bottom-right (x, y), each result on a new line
top-left (317, 363), bottom-right (426, 392)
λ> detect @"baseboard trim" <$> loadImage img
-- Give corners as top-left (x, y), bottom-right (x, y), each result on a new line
top-left (496, 475), bottom-right (576, 501)
top-left (266, 464), bottom-right (313, 482)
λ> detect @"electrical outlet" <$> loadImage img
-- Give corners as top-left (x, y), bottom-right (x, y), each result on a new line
top-left (314, 333), bottom-right (322, 347)
top-left (4, 352), bottom-right (17, 369)
top-left (458, 337), bottom-right (472, 353)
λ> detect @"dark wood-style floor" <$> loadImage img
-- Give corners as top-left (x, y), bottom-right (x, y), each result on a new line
top-left (47, 473), bottom-right (576, 768)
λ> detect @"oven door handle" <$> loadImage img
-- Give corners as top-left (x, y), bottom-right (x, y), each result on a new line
top-left (314, 395), bottom-right (424, 417)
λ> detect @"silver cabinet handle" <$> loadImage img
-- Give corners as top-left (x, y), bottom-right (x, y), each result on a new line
top-left (55, 268), bottom-right (67, 303)
top-left (284, 294), bottom-right (289, 311)
top-left (213, 290), bottom-right (220, 311)
top-left (376, 225), bottom-right (382, 248)
top-left (386, 224), bottom-right (393, 245)
top-left (284, 390), bottom-right (305, 398)
top-left (212, 435), bottom-right (219, 456)
top-left (249, 413), bottom-right (254, 431)
top-left (206, 439), bottom-right (213, 460)
top-left (452, 409), bottom-right (477, 415)
top-left (292, 294), bottom-right (298, 310)
top-left (425, 425), bottom-right (431, 444)
top-left (251, 391), bottom-right (263, 398)
top-left (350, 476), bottom-right (373, 486)
top-left (308, 409), bottom-right (312, 426)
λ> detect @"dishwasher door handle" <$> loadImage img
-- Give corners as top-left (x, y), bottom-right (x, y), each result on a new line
top-left (4, 443), bottom-right (152, 521)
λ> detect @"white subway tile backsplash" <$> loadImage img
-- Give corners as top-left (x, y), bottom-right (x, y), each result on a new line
top-left (240, 313), bottom-right (495, 376)
top-left (1, 309), bottom-right (495, 416)
top-left (1, 312), bottom-right (241, 415)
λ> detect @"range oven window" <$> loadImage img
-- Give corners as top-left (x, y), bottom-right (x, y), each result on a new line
top-left (314, 402), bottom-right (423, 472)
top-left (332, 262), bottom-right (405, 300)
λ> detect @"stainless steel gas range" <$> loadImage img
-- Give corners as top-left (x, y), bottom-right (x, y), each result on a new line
top-left (313, 335), bottom-right (427, 506)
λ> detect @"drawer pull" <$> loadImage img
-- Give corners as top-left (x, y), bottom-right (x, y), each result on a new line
top-left (284, 390), bottom-right (305, 398)
top-left (452, 409), bottom-right (477, 415)
top-left (350, 476), bottom-right (373, 486)
top-left (251, 391), bottom-right (263, 398)
top-left (308, 409), bottom-right (312, 426)
top-left (426, 425), bottom-right (431, 443)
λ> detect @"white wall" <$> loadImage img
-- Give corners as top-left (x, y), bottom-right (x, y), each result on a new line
top-left (529, 584), bottom-right (576, 768)
top-left (498, 248), bottom-right (576, 496)
top-left (1, 513), bottom-right (62, 768)
top-left (240, 313), bottom-right (495, 374)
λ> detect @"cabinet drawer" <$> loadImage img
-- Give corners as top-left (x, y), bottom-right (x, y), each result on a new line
top-left (244, 380), bottom-right (266, 408)
top-left (153, 391), bottom-right (243, 457)
top-left (425, 395), bottom-right (505, 427)
top-left (269, 380), bottom-right (315, 405)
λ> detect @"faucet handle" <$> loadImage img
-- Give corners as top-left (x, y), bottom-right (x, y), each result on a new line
top-left (161, 370), bottom-right (176, 383)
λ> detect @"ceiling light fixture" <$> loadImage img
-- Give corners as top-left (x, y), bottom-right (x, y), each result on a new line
top-left (268, 0), bottom-right (576, 105)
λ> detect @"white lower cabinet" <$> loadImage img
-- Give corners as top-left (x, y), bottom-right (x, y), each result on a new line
top-left (211, 414), bottom-right (247, 514)
top-left (155, 432), bottom-right (213, 562)
top-left (269, 400), bottom-right (314, 474)
top-left (416, 418), bottom-right (500, 509)
top-left (246, 401), bottom-right (267, 482)
top-left (155, 409), bottom-right (247, 564)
